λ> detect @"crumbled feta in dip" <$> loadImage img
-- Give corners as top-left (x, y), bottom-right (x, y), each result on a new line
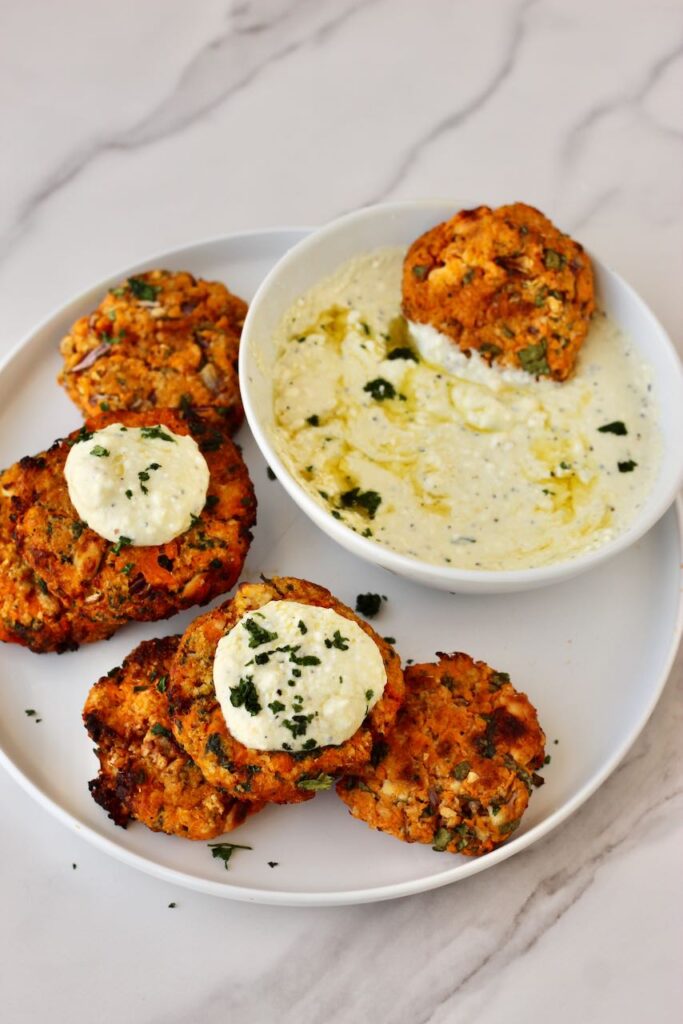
top-left (270, 247), bottom-right (661, 571)
top-left (64, 422), bottom-right (209, 545)
top-left (213, 600), bottom-right (387, 752)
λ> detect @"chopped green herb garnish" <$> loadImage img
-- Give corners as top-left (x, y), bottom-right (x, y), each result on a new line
top-left (355, 592), bottom-right (383, 618)
top-left (290, 651), bottom-right (321, 666)
top-left (297, 773), bottom-right (334, 791)
top-left (125, 489), bottom-right (133, 500)
top-left (155, 676), bottom-right (167, 694)
top-left (383, 636), bottom-right (396, 645)
top-left (453, 760), bottom-right (471, 781)
top-left (254, 651), bottom-right (270, 665)
top-left (111, 536), bottom-right (132, 555)
top-left (140, 425), bottom-right (176, 443)
top-left (266, 466), bottom-right (276, 480)
top-left (208, 841), bottom-right (252, 870)
top-left (618, 460), bottom-right (637, 473)
top-left (150, 723), bottom-right (172, 739)
top-left (325, 630), bottom-right (349, 651)
top-left (99, 401), bottom-right (110, 411)
top-left (24, 708), bottom-right (37, 717)
top-left (387, 347), bottom-right (418, 362)
top-left (432, 827), bottom-right (453, 852)
top-left (268, 700), bottom-right (286, 715)
top-left (168, 902), bottom-right (176, 909)
top-left (365, 689), bottom-right (374, 702)
top-left (89, 445), bottom-right (109, 458)
top-left (543, 248), bottom-right (566, 270)
top-left (127, 277), bottom-right (161, 302)
top-left (121, 562), bottom-right (134, 575)
top-left (132, 685), bottom-right (148, 693)
top-left (71, 520), bottom-right (88, 539)
top-left (479, 342), bottom-right (503, 358)
top-left (518, 340), bottom-right (550, 376)
top-left (363, 377), bottom-right (396, 401)
top-left (340, 487), bottom-right (382, 519)
top-left (243, 618), bottom-right (278, 648)
top-left (282, 713), bottom-right (314, 738)
top-left (411, 265), bottom-right (429, 281)
top-left (306, 414), bottom-right (320, 426)
top-left (489, 671), bottom-right (510, 692)
top-left (598, 421), bottom-right (627, 435)
top-left (297, 619), bottom-right (308, 634)
top-left (229, 675), bottom-right (262, 715)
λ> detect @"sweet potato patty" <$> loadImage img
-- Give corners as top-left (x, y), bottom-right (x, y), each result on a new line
top-left (12, 407), bottom-right (255, 636)
top-left (0, 464), bottom-right (119, 652)
top-left (58, 270), bottom-right (247, 428)
top-left (402, 203), bottom-right (595, 381)
top-left (168, 577), bottom-right (405, 805)
top-left (83, 636), bottom-right (257, 839)
top-left (337, 652), bottom-right (546, 856)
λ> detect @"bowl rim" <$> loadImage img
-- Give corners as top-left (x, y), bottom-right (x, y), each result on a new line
top-left (239, 199), bottom-right (683, 590)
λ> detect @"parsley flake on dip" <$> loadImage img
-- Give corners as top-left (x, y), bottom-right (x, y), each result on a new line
top-left (270, 248), bottom-right (661, 571)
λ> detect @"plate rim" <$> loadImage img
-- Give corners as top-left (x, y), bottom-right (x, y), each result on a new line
top-left (1, 227), bottom-right (681, 906)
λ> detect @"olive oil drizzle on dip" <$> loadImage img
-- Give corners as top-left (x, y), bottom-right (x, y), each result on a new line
top-left (213, 601), bottom-right (387, 752)
top-left (64, 422), bottom-right (210, 545)
top-left (270, 248), bottom-right (661, 571)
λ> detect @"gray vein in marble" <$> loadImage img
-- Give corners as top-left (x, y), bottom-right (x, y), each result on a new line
top-left (562, 39), bottom-right (683, 163)
top-left (567, 186), bottom-right (621, 232)
top-left (142, 656), bottom-right (683, 1024)
top-left (0, 0), bottom-right (377, 263)
top-left (421, 786), bottom-right (683, 1024)
top-left (356, 0), bottom-right (538, 208)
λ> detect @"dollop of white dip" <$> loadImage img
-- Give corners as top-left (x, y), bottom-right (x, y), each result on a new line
top-left (64, 422), bottom-right (209, 545)
top-left (213, 600), bottom-right (387, 752)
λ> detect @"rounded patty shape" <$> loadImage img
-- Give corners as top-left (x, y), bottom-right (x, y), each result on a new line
top-left (83, 636), bottom-right (258, 839)
top-left (337, 652), bottom-right (546, 857)
top-left (402, 203), bottom-right (595, 381)
top-left (12, 407), bottom-right (255, 633)
top-left (58, 270), bottom-right (247, 428)
top-left (168, 577), bottom-right (405, 805)
top-left (0, 464), bottom-right (117, 652)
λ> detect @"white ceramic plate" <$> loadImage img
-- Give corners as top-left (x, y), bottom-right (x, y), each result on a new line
top-left (1, 229), bottom-right (681, 907)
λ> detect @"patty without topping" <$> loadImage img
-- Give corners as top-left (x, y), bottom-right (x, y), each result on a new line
top-left (168, 576), bottom-right (406, 805)
top-left (337, 652), bottom-right (546, 856)
top-left (84, 636), bottom-right (258, 839)
top-left (58, 270), bottom-right (247, 426)
top-left (11, 407), bottom-right (255, 637)
top-left (402, 203), bottom-right (594, 381)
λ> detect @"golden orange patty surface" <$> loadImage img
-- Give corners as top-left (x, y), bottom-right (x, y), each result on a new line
top-left (337, 652), bottom-right (546, 856)
top-left (59, 270), bottom-right (247, 427)
top-left (402, 203), bottom-right (594, 381)
top-left (11, 407), bottom-right (255, 638)
top-left (168, 577), bottom-right (405, 805)
top-left (84, 636), bottom-right (258, 839)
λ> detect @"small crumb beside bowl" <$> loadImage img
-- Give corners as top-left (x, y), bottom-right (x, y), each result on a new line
top-left (239, 201), bottom-right (683, 594)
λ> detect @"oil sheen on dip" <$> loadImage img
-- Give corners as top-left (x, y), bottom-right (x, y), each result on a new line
top-left (64, 422), bottom-right (209, 545)
top-left (270, 247), bottom-right (661, 571)
top-left (213, 600), bottom-right (386, 752)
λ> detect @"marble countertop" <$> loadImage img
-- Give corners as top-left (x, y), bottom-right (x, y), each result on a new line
top-left (1, 1), bottom-right (681, 1021)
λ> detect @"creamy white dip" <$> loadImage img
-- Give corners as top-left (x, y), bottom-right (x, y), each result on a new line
top-left (271, 247), bottom-right (661, 571)
top-left (64, 422), bottom-right (209, 546)
top-left (213, 600), bottom-right (386, 752)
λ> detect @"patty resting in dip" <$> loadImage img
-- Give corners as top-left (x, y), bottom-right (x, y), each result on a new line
top-left (271, 248), bottom-right (661, 571)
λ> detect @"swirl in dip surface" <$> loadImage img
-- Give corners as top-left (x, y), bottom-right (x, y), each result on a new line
top-left (64, 422), bottom-right (209, 545)
top-left (270, 248), bottom-right (661, 571)
top-left (213, 600), bottom-right (387, 752)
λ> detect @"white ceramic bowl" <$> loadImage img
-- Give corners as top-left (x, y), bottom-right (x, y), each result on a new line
top-left (240, 200), bottom-right (683, 593)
